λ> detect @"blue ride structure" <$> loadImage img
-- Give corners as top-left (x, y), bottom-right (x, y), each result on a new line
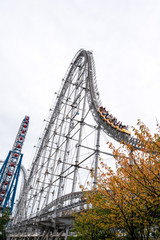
top-left (0, 116), bottom-right (29, 212)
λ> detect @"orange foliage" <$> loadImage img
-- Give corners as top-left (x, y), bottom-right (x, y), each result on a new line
top-left (74, 121), bottom-right (160, 240)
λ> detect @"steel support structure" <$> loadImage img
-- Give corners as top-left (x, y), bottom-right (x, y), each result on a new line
top-left (7, 49), bottom-right (140, 239)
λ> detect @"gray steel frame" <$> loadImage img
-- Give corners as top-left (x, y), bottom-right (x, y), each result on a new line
top-left (7, 49), bottom-right (140, 239)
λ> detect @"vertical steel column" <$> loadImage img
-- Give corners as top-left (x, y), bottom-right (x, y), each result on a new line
top-left (44, 118), bottom-right (62, 206)
top-left (57, 62), bottom-right (85, 199)
top-left (56, 97), bottom-right (77, 199)
top-left (65, 227), bottom-right (69, 240)
top-left (55, 80), bottom-right (75, 200)
top-left (29, 145), bottom-right (48, 216)
top-left (93, 125), bottom-right (100, 188)
top-left (36, 119), bottom-right (60, 210)
top-left (71, 83), bottom-right (87, 193)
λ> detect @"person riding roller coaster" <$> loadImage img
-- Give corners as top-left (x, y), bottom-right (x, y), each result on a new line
top-left (98, 107), bottom-right (131, 135)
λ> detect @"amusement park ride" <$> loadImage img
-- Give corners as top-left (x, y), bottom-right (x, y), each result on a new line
top-left (0, 116), bottom-right (29, 213)
top-left (2, 49), bottom-right (140, 239)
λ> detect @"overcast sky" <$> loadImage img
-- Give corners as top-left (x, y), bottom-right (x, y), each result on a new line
top-left (0, 0), bottom-right (160, 170)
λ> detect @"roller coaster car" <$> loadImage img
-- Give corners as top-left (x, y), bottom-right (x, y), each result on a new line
top-left (107, 121), bottom-right (114, 128)
top-left (98, 108), bottom-right (104, 118)
top-left (98, 109), bottom-right (113, 126)
top-left (98, 108), bottom-right (131, 135)
top-left (121, 128), bottom-right (131, 135)
top-left (115, 126), bottom-right (122, 132)
top-left (102, 113), bottom-right (106, 120)
top-left (98, 109), bottom-right (110, 124)
top-left (105, 118), bottom-right (110, 124)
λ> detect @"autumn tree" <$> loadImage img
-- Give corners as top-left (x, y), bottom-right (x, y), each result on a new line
top-left (72, 206), bottom-right (116, 240)
top-left (73, 120), bottom-right (160, 240)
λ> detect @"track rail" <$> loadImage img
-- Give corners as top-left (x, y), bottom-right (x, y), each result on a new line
top-left (73, 49), bottom-right (139, 147)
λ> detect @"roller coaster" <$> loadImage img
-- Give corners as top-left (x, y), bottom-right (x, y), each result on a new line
top-left (7, 49), bottom-right (140, 239)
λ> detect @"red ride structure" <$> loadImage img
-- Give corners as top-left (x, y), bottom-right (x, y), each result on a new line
top-left (0, 116), bottom-right (29, 212)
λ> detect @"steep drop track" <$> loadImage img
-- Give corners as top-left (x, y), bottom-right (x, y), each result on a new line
top-left (83, 49), bottom-right (138, 147)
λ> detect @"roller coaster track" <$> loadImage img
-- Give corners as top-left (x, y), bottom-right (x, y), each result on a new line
top-left (85, 50), bottom-right (138, 147)
top-left (7, 49), bottom-right (139, 239)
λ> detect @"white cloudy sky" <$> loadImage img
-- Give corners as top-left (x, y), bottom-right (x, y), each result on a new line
top-left (0, 0), bottom-right (160, 170)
